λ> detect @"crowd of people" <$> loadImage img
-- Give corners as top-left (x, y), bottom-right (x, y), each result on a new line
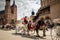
top-left (20, 16), bottom-right (54, 37)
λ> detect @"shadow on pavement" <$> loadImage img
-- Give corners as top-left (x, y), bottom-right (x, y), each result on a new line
top-left (0, 28), bottom-right (11, 31)
top-left (12, 33), bottom-right (46, 39)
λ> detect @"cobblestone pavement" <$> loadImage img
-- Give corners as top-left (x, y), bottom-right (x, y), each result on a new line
top-left (0, 29), bottom-right (59, 40)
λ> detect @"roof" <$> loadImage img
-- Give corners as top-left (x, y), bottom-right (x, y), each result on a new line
top-left (36, 5), bottom-right (50, 14)
top-left (0, 10), bottom-right (5, 14)
top-left (33, 5), bottom-right (50, 21)
top-left (40, 5), bottom-right (50, 11)
top-left (11, 0), bottom-right (17, 7)
top-left (11, 4), bottom-right (17, 7)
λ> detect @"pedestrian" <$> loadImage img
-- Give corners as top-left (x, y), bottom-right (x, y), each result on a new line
top-left (2, 25), bottom-right (4, 29)
top-left (36, 18), bottom-right (46, 37)
top-left (44, 18), bottom-right (49, 31)
top-left (27, 20), bottom-right (32, 35)
top-left (24, 16), bottom-right (28, 24)
top-left (40, 18), bottom-right (46, 36)
top-left (32, 21), bottom-right (36, 31)
top-left (24, 16), bottom-right (28, 30)
top-left (45, 16), bottom-right (54, 40)
top-left (45, 16), bottom-right (54, 28)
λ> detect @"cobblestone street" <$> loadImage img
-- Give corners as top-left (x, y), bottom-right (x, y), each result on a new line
top-left (0, 0), bottom-right (60, 40)
top-left (0, 29), bottom-right (58, 40)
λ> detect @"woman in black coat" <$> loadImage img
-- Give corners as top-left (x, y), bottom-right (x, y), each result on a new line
top-left (36, 18), bottom-right (46, 37)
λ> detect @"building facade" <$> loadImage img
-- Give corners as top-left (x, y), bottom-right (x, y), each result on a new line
top-left (34, 0), bottom-right (60, 22)
top-left (0, 0), bottom-right (17, 25)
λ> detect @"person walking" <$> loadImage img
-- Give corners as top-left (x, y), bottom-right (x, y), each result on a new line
top-left (27, 21), bottom-right (32, 35)
top-left (32, 21), bottom-right (36, 31)
top-left (45, 16), bottom-right (54, 40)
top-left (40, 18), bottom-right (46, 36)
top-left (24, 16), bottom-right (28, 24)
top-left (2, 25), bottom-right (4, 29)
top-left (36, 18), bottom-right (46, 37)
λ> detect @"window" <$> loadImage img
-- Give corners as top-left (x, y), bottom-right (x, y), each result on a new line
top-left (11, 10), bottom-right (13, 13)
top-left (11, 8), bottom-right (14, 14)
top-left (12, 14), bottom-right (14, 19)
top-left (11, 19), bottom-right (15, 24)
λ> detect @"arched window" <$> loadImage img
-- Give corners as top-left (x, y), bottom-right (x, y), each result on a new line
top-left (11, 19), bottom-right (15, 24)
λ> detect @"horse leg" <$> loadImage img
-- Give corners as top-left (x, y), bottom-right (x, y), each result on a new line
top-left (36, 28), bottom-right (39, 36)
top-left (15, 27), bottom-right (19, 34)
top-left (27, 29), bottom-right (30, 35)
top-left (22, 27), bottom-right (26, 35)
top-left (33, 30), bottom-right (35, 34)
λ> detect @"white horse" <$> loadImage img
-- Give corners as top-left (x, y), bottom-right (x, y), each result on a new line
top-left (15, 22), bottom-right (36, 35)
top-left (15, 22), bottom-right (28, 34)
